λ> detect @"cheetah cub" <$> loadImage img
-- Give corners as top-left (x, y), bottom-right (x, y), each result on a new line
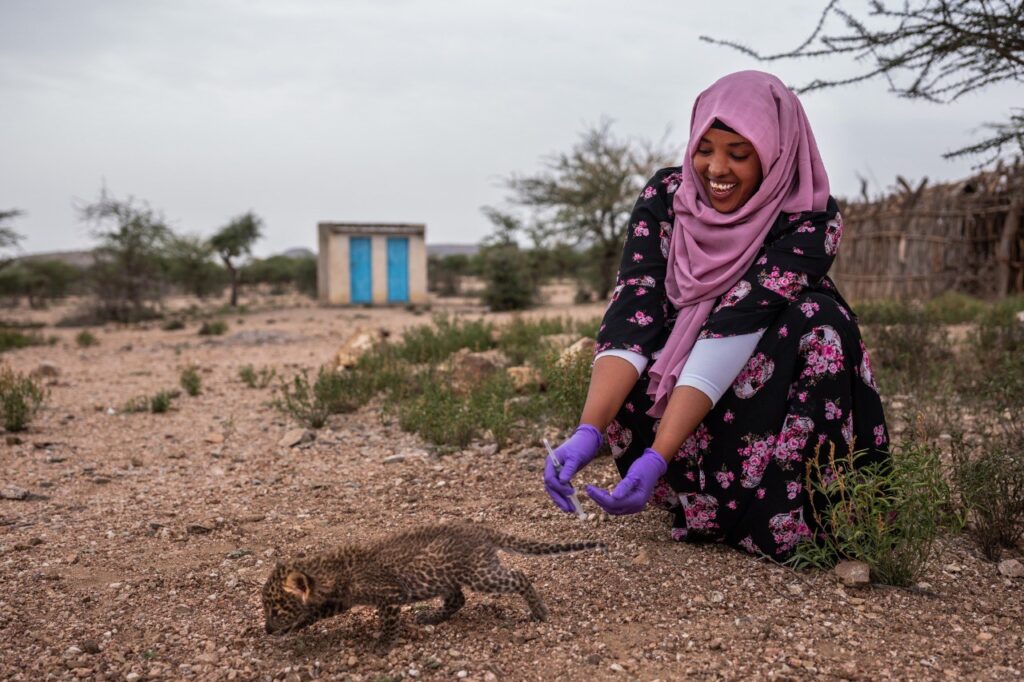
top-left (261, 522), bottom-right (604, 651)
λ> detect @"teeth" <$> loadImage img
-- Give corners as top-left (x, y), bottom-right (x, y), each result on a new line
top-left (709, 181), bottom-right (737, 192)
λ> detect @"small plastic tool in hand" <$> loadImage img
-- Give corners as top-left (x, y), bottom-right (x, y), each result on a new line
top-left (544, 438), bottom-right (587, 520)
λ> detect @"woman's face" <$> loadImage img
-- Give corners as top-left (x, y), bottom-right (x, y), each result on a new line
top-left (692, 128), bottom-right (763, 213)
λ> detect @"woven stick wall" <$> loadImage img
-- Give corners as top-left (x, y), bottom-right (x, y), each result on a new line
top-left (832, 160), bottom-right (1024, 301)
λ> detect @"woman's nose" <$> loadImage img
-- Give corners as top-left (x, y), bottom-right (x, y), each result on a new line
top-left (707, 155), bottom-right (729, 177)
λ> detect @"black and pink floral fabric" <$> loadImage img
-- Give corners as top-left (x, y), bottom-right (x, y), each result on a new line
top-left (596, 167), bottom-right (890, 559)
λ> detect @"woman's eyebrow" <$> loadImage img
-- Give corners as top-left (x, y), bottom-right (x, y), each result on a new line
top-left (698, 137), bottom-right (753, 147)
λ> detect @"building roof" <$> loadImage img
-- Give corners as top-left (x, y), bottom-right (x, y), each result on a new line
top-left (318, 222), bottom-right (425, 237)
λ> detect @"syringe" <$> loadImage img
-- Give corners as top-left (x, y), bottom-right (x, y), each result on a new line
top-left (543, 438), bottom-right (587, 520)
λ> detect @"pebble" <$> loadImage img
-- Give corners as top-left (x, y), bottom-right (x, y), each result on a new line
top-left (835, 560), bottom-right (871, 587)
top-left (997, 559), bottom-right (1024, 578)
top-left (977, 632), bottom-right (994, 641)
top-left (0, 486), bottom-right (30, 501)
top-left (126, 674), bottom-right (140, 682)
top-left (278, 429), bottom-right (315, 448)
top-left (609, 663), bottom-right (625, 673)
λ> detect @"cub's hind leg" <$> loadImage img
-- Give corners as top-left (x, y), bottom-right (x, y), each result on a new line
top-left (468, 566), bottom-right (548, 622)
top-left (415, 589), bottom-right (466, 624)
top-left (374, 604), bottom-right (401, 653)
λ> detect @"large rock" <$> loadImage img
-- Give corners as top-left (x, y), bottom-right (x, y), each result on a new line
top-left (331, 328), bottom-right (389, 369)
top-left (557, 337), bottom-right (596, 367)
top-left (444, 348), bottom-right (510, 394)
top-left (998, 558), bottom-right (1024, 578)
top-left (835, 560), bottom-right (871, 587)
top-left (506, 365), bottom-right (543, 392)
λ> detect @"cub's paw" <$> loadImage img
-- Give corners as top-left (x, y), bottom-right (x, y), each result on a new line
top-left (415, 608), bottom-right (452, 625)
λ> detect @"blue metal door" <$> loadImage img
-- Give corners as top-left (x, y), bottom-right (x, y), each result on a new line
top-left (349, 237), bottom-right (372, 304)
top-left (386, 237), bottom-right (409, 303)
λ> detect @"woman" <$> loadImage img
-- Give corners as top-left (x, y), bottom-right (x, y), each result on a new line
top-left (543, 71), bottom-right (889, 559)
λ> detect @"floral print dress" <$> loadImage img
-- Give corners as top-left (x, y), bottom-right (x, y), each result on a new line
top-left (595, 167), bottom-right (890, 559)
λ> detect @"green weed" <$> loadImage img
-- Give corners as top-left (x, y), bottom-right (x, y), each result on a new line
top-left (75, 330), bottom-right (99, 348)
top-left (238, 364), bottom-right (277, 388)
top-left (179, 365), bottom-right (201, 396)
top-left (951, 429), bottom-right (1024, 560)
top-left (0, 366), bottom-right (47, 431)
top-left (198, 319), bottom-right (228, 336)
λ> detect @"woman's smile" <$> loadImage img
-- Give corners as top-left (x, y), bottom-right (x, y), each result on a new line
top-left (692, 126), bottom-right (764, 213)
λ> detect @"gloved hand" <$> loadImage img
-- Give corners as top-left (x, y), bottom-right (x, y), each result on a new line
top-left (544, 424), bottom-right (603, 513)
top-left (586, 448), bottom-right (668, 515)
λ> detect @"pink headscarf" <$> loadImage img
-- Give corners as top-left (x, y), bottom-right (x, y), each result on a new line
top-left (645, 71), bottom-right (830, 417)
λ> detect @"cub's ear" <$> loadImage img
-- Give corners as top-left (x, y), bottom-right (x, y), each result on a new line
top-left (283, 570), bottom-right (314, 603)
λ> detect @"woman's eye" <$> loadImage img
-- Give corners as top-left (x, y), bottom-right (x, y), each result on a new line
top-left (697, 148), bottom-right (712, 155)
top-left (730, 154), bottom-right (750, 161)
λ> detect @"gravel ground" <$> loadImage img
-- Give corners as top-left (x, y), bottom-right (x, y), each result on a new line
top-left (1, 297), bottom-right (1022, 681)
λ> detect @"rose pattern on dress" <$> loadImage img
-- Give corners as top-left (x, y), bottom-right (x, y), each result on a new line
top-left (769, 509), bottom-right (812, 554)
top-left (824, 212), bottom-right (843, 256)
top-left (737, 431), bottom-right (776, 488)
top-left (642, 186), bottom-right (657, 199)
top-left (659, 221), bottom-right (673, 258)
top-left (627, 310), bottom-right (654, 326)
top-left (680, 493), bottom-right (719, 533)
top-left (798, 325), bottom-right (844, 385)
top-left (842, 410), bottom-right (854, 447)
top-left (676, 423), bottom-right (712, 463)
top-left (714, 280), bottom-right (752, 313)
top-left (633, 220), bottom-right (650, 237)
top-left (858, 340), bottom-right (878, 392)
top-left (758, 267), bottom-right (809, 302)
top-left (774, 414), bottom-right (814, 467)
top-left (606, 420), bottom-right (633, 459)
top-left (732, 353), bottom-right (775, 399)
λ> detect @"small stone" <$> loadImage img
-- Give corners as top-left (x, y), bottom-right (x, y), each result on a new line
top-left (455, 672), bottom-right (468, 679)
top-left (585, 654), bottom-right (602, 665)
top-left (196, 652), bottom-right (219, 664)
top-left (709, 638), bottom-right (724, 650)
top-left (786, 583), bottom-right (803, 596)
top-left (0, 486), bottom-right (30, 501)
top-left (126, 673), bottom-right (141, 682)
top-left (483, 673), bottom-right (498, 682)
top-left (834, 560), bottom-right (870, 587)
top-left (998, 559), bottom-right (1024, 578)
top-left (848, 597), bottom-right (865, 605)
top-left (65, 645), bottom-right (82, 655)
top-left (632, 550), bottom-right (650, 566)
top-left (944, 564), bottom-right (962, 573)
top-left (609, 663), bottom-right (625, 673)
top-left (278, 428), bottom-right (314, 448)
top-left (347, 655), bottom-right (357, 667)
top-left (80, 640), bottom-right (100, 654)
top-left (710, 591), bottom-right (725, 603)
top-left (32, 361), bottom-right (60, 379)
top-left (977, 631), bottom-right (994, 641)
top-left (186, 523), bottom-right (212, 535)
top-left (204, 433), bottom-right (225, 444)
top-left (227, 549), bottom-right (252, 559)
top-left (5, 435), bottom-right (22, 445)
top-left (382, 454), bottom-right (407, 464)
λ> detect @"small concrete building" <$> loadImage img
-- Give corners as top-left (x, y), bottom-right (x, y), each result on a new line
top-left (317, 222), bottom-right (428, 305)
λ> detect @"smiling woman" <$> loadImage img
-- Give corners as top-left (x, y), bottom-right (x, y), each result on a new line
top-left (543, 70), bottom-right (891, 561)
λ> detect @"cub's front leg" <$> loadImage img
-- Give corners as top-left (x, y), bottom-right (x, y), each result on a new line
top-left (374, 604), bottom-right (401, 653)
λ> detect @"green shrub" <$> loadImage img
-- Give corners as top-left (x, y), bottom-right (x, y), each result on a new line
top-left (536, 346), bottom-right (592, 432)
top-left (789, 442), bottom-right (950, 587)
top-left (75, 330), bottom-right (99, 348)
top-left (478, 244), bottom-right (537, 312)
top-left (496, 316), bottom-right (570, 365)
top-left (179, 365), bottom-right (201, 396)
top-left (394, 314), bottom-right (495, 364)
top-left (121, 390), bottom-right (179, 414)
top-left (0, 329), bottom-right (46, 353)
top-left (198, 319), bottom-right (228, 336)
top-left (854, 299), bottom-right (915, 325)
top-left (861, 313), bottom-right (951, 394)
top-left (0, 366), bottom-right (47, 431)
top-left (921, 291), bottom-right (986, 324)
top-left (273, 367), bottom-right (369, 428)
top-left (162, 318), bottom-right (186, 331)
top-left (951, 430), bottom-right (1024, 560)
top-left (238, 364), bottom-right (277, 388)
top-left (573, 316), bottom-right (602, 341)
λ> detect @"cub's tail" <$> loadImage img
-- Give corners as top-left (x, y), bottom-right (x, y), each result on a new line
top-left (494, 533), bottom-right (606, 556)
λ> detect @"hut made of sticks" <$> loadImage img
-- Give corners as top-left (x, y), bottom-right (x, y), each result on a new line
top-left (832, 160), bottom-right (1024, 301)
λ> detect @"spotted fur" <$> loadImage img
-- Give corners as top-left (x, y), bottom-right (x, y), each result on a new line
top-left (261, 522), bottom-right (604, 651)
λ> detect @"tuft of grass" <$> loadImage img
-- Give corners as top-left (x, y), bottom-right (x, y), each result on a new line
top-left (198, 319), bottom-right (228, 336)
top-left (238, 364), bottom-right (277, 388)
top-left (951, 429), bottom-right (1024, 560)
top-left (496, 316), bottom-right (571, 365)
top-left (0, 366), bottom-right (48, 431)
top-left (921, 291), bottom-right (987, 324)
top-left (0, 328), bottom-right (47, 353)
top-left (394, 314), bottom-right (495, 364)
top-left (75, 330), bottom-right (99, 348)
top-left (535, 346), bottom-right (592, 432)
top-left (789, 442), bottom-right (950, 587)
top-left (179, 365), bottom-right (202, 396)
top-left (860, 310), bottom-right (951, 394)
top-left (273, 367), bottom-right (371, 428)
top-left (121, 390), bottom-right (179, 414)
top-left (162, 318), bottom-right (186, 331)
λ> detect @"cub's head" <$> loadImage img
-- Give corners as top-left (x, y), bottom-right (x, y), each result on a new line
top-left (261, 562), bottom-right (317, 635)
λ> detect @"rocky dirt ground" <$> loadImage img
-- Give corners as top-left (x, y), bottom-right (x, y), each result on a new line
top-left (1, 294), bottom-right (1023, 681)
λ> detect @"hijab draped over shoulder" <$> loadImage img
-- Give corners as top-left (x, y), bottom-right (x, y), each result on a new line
top-left (646, 70), bottom-right (831, 417)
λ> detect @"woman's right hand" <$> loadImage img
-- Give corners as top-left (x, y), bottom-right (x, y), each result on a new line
top-left (543, 424), bottom-right (603, 513)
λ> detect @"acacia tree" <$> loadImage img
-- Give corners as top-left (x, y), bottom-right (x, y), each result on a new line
top-left (486, 121), bottom-right (676, 299)
top-left (0, 210), bottom-right (24, 271)
top-left (210, 212), bottom-right (262, 307)
top-left (701, 0), bottom-right (1024, 162)
top-left (80, 190), bottom-right (172, 322)
top-left (165, 234), bottom-right (226, 299)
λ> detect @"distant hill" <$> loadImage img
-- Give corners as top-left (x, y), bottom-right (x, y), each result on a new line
top-left (427, 243), bottom-right (480, 257)
top-left (280, 247), bottom-right (315, 259)
top-left (14, 249), bottom-right (93, 268)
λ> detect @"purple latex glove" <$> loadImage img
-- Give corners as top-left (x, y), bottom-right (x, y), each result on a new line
top-left (586, 448), bottom-right (668, 515)
top-left (544, 424), bottom-right (602, 513)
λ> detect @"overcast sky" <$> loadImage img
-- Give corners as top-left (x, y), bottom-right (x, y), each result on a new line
top-left (2, 0), bottom-right (1019, 258)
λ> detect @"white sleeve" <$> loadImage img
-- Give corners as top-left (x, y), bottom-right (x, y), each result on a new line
top-left (675, 331), bottom-right (764, 406)
top-left (594, 349), bottom-right (648, 377)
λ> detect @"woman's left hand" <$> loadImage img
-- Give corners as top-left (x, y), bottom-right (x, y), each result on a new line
top-left (586, 448), bottom-right (668, 515)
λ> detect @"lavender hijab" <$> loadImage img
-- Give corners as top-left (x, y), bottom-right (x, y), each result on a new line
top-left (645, 71), bottom-right (831, 417)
